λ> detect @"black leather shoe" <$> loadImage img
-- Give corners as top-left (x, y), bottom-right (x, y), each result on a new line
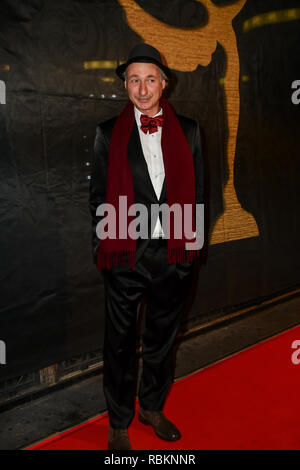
top-left (138, 408), bottom-right (181, 441)
top-left (108, 424), bottom-right (132, 450)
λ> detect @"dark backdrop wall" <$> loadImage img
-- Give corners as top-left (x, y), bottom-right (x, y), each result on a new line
top-left (0, 0), bottom-right (299, 381)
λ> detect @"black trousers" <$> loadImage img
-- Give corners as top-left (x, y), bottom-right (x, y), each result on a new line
top-left (102, 238), bottom-right (193, 429)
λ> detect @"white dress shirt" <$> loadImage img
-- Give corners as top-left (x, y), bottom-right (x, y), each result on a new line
top-left (134, 106), bottom-right (165, 237)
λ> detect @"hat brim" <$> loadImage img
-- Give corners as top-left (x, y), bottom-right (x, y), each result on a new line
top-left (116, 56), bottom-right (171, 80)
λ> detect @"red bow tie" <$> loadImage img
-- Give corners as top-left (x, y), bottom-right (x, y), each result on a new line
top-left (140, 114), bottom-right (163, 134)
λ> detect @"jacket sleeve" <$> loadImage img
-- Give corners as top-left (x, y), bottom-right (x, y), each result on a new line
top-left (89, 125), bottom-right (109, 264)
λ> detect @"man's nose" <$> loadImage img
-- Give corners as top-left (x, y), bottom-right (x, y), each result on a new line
top-left (139, 81), bottom-right (148, 96)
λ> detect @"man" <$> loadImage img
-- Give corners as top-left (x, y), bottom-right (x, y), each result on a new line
top-left (89, 43), bottom-right (203, 450)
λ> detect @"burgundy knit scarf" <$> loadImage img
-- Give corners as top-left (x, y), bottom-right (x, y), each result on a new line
top-left (97, 96), bottom-right (200, 270)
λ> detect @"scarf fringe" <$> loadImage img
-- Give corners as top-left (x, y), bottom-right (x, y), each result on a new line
top-left (167, 247), bottom-right (201, 264)
top-left (98, 246), bottom-right (200, 270)
top-left (97, 248), bottom-right (136, 270)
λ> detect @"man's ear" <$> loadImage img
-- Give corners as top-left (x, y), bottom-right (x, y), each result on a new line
top-left (124, 80), bottom-right (127, 90)
top-left (162, 80), bottom-right (166, 90)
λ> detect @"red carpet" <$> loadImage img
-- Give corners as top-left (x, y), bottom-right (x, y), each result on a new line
top-left (27, 325), bottom-right (300, 450)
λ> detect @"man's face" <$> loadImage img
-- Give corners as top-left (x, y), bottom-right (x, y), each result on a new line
top-left (125, 62), bottom-right (166, 117)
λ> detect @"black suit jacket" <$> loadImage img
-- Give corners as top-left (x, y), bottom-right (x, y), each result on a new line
top-left (89, 112), bottom-right (203, 265)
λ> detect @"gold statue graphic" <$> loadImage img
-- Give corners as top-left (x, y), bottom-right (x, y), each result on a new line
top-left (118, 0), bottom-right (259, 244)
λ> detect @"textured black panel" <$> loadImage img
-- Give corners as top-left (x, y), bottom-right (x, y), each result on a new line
top-left (0, 0), bottom-right (299, 382)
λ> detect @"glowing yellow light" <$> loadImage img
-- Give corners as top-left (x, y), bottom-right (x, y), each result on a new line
top-left (243, 8), bottom-right (300, 33)
top-left (84, 60), bottom-right (123, 70)
top-left (0, 64), bottom-right (10, 71)
top-left (101, 77), bottom-right (116, 83)
top-left (267, 12), bottom-right (277, 23)
top-left (243, 19), bottom-right (250, 32)
top-left (252, 16), bottom-right (262, 27)
top-left (241, 75), bottom-right (250, 82)
top-left (287, 9), bottom-right (297, 19)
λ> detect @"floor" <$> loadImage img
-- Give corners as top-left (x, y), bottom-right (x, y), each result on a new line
top-left (0, 292), bottom-right (299, 450)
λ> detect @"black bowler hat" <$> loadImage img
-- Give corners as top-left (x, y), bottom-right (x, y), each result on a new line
top-left (116, 43), bottom-right (171, 80)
